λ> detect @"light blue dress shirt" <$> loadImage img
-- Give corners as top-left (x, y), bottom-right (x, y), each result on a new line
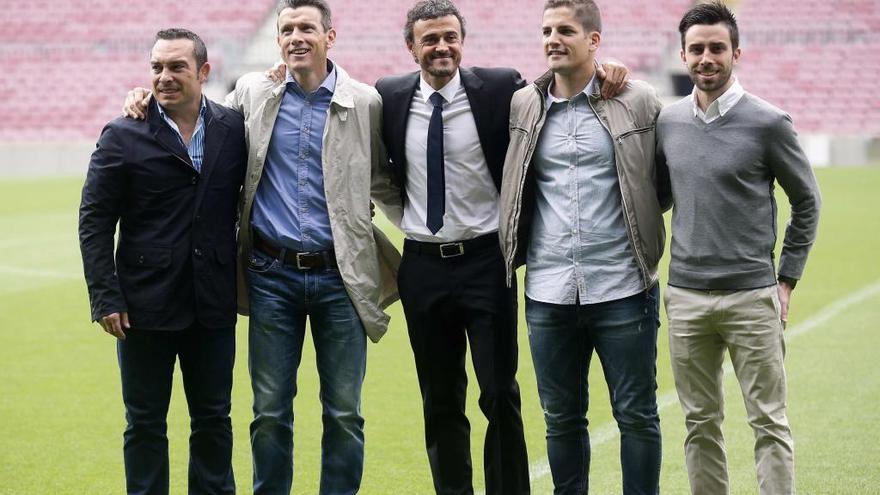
top-left (157, 96), bottom-right (206, 172)
top-left (252, 64), bottom-right (337, 252)
top-left (526, 76), bottom-right (644, 305)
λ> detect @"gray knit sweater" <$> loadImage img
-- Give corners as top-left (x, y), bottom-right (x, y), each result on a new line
top-left (656, 93), bottom-right (821, 290)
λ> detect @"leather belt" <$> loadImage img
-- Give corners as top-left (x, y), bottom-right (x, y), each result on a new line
top-left (403, 232), bottom-right (498, 258)
top-left (253, 233), bottom-right (337, 270)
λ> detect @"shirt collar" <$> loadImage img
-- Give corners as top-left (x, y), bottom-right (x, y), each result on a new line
top-left (691, 77), bottom-right (744, 120)
top-left (157, 95), bottom-right (206, 123)
top-left (419, 69), bottom-right (461, 104)
top-left (545, 73), bottom-right (597, 108)
top-left (285, 60), bottom-right (337, 95)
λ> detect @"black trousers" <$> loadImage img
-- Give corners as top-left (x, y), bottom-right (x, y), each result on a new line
top-left (398, 237), bottom-right (530, 495)
top-left (117, 323), bottom-right (236, 495)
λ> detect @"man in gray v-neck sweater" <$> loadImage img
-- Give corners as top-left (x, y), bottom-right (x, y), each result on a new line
top-left (658, 91), bottom-right (820, 291)
top-left (657, 3), bottom-right (821, 495)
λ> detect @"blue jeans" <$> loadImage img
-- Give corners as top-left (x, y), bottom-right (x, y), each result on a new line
top-left (526, 286), bottom-right (661, 495)
top-left (247, 249), bottom-right (367, 495)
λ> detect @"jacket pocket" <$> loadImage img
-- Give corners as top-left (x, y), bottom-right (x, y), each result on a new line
top-left (614, 125), bottom-right (654, 143)
top-left (117, 246), bottom-right (174, 311)
top-left (119, 246), bottom-right (172, 268)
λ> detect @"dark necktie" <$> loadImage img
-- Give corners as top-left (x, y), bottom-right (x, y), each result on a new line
top-left (426, 92), bottom-right (446, 234)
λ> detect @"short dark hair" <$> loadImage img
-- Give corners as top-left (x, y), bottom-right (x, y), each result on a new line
top-left (404, 0), bottom-right (466, 44)
top-left (678, 1), bottom-right (739, 50)
top-left (543, 0), bottom-right (602, 33)
top-left (154, 28), bottom-right (208, 69)
top-left (277, 0), bottom-right (332, 32)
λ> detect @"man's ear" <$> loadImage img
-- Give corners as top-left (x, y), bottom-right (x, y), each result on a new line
top-left (407, 41), bottom-right (418, 64)
top-left (325, 27), bottom-right (337, 50)
top-left (590, 31), bottom-right (601, 52)
top-left (198, 62), bottom-right (211, 84)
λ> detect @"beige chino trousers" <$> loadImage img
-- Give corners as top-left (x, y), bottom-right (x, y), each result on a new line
top-left (665, 285), bottom-right (794, 495)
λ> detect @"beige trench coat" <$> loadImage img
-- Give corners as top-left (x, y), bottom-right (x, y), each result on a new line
top-left (226, 63), bottom-right (403, 342)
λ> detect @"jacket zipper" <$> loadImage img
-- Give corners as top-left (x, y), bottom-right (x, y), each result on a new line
top-left (587, 97), bottom-right (653, 289)
top-left (615, 125), bottom-right (653, 142)
top-left (507, 87), bottom-right (546, 286)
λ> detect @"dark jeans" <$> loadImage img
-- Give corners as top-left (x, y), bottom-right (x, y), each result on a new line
top-left (526, 286), bottom-right (661, 495)
top-left (117, 324), bottom-right (235, 495)
top-left (398, 239), bottom-right (530, 495)
top-left (247, 249), bottom-right (367, 495)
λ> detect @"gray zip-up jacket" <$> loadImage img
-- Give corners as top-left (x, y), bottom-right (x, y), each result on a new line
top-left (499, 71), bottom-right (667, 289)
top-left (226, 63), bottom-right (403, 342)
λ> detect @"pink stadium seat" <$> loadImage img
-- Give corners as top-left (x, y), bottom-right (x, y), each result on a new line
top-left (0, 0), bottom-right (272, 141)
top-left (1, 0), bottom-right (877, 141)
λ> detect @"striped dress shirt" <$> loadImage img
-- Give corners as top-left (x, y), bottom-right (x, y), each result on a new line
top-left (157, 96), bottom-right (207, 172)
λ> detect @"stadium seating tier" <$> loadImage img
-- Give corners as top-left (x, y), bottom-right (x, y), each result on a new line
top-left (1, 0), bottom-right (877, 141)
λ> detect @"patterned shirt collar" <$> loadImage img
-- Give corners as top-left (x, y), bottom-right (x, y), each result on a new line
top-left (157, 95), bottom-right (206, 127)
top-left (157, 96), bottom-right (207, 172)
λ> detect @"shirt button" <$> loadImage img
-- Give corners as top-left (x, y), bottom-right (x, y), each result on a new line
top-left (193, 248), bottom-right (203, 258)
top-left (191, 176), bottom-right (198, 185)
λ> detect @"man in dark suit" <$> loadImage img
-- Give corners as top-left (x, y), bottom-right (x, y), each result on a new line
top-left (375, 2), bottom-right (529, 494)
top-left (79, 28), bottom-right (246, 495)
top-left (375, 2), bottom-right (628, 493)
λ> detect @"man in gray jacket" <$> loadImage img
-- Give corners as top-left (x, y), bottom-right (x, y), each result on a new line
top-left (125, 1), bottom-right (402, 493)
top-left (498, 1), bottom-right (666, 493)
top-left (656, 3), bottom-right (821, 494)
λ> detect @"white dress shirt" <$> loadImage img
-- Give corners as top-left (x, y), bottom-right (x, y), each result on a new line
top-left (692, 77), bottom-right (745, 123)
top-left (401, 70), bottom-right (499, 242)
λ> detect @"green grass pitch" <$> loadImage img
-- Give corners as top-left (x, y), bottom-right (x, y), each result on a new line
top-left (0, 167), bottom-right (878, 494)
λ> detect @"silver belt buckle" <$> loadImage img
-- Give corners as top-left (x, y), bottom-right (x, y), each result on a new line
top-left (439, 242), bottom-right (464, 258)
top-left (295, 252), bottom-right (310, 270)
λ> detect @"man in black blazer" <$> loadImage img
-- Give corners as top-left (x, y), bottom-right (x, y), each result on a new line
top-left (79, 29), bottom-right (246, 495)
top-left (376, 2), bottom-right (529, 493)
top-left (375, 2), bottom-right (628, 493)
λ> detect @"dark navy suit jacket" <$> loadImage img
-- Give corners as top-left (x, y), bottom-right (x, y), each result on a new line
top-left (79, 98), bottom-right (247, 331)
top-left (375, 67), bottom-right (526, 204)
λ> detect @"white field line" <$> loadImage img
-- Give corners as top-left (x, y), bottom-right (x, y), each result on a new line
top-left (478, 279), bottom-right (880, 493)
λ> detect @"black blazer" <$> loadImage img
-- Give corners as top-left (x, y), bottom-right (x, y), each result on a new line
top-left (79, 98), bottom-right (247, 331)
top-left (375, 67), bottom-right (526, 204)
